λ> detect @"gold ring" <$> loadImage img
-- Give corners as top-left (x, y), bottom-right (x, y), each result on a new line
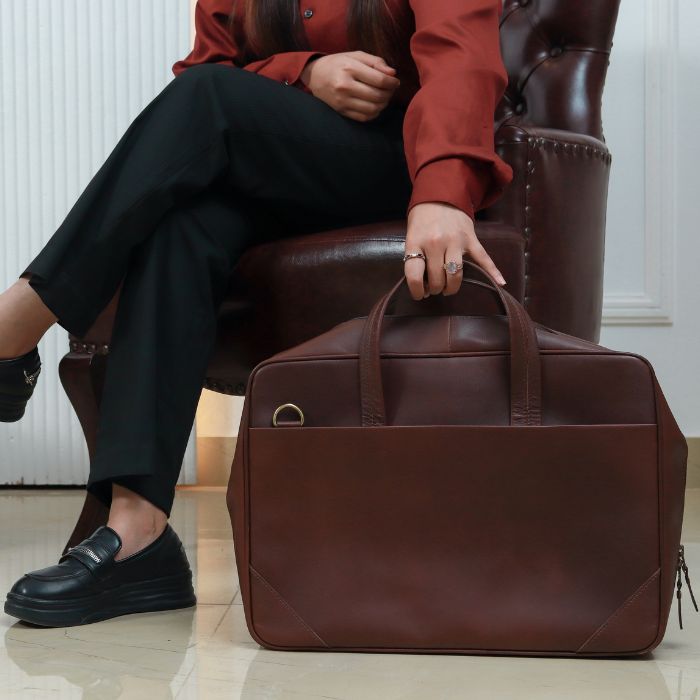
top-left (272, 402), bottom-right (305, 426)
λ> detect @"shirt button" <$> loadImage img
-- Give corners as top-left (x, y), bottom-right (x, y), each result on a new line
top-left (303, 8), bottom-right (313, 18)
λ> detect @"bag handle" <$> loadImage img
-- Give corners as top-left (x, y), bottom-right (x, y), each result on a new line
top-left (358, 259), bottom-right (542, 427)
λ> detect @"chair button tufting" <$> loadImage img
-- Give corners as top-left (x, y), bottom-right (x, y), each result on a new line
top-left (549, 46), bottom-right (563, 57)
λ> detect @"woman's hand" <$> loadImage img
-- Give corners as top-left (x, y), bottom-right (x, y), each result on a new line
top-left (404, 202), bottom-right (507, 300)
top-left (300, 51), bottom-right (400, 121)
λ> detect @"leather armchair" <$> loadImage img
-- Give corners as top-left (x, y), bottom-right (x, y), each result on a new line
top-left (60, 0), bottom-right (621, 551)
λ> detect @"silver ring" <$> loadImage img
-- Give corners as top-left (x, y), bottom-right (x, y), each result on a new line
top-left (402, 251), bottom-right (425, 263)
top-left (443, 260), bottom-right (463, 275)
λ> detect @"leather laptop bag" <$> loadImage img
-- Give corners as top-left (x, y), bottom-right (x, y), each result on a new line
top-left (227, 261), bottom-right (696, 656)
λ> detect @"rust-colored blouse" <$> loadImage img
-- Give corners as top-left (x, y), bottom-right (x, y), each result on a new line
top-left (172, 0), bottom-right (514, 223)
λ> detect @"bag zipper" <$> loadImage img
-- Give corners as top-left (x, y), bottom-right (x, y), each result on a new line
top-left (676, 544), bottom-right (698, 629)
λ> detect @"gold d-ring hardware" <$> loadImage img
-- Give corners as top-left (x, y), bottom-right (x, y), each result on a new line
top-left (272, 403), bottom-right (305, 427)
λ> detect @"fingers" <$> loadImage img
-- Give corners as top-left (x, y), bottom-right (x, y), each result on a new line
top-left (350, 50), bottom-right (396, 72)
top-left (348, 58), bottom-right (400, 91)
top-left (356, 52), bottom-right (398, 78)
top-left (345, 80), bottom-right (395, 105)
top-left (375, 63), bottom-right (398, 76)
top-left (402, 201), bottom-right (506, 304)
top-left (464, 238), bottom-right (506, 286)
top-left (342, 97), bottom-right (390, 121)
top-left (342, 107), bottom-right (382, 122)
top-left (424, 236), bottom-right (447, 295)
top-left (403, 255), bottom-right (428, 301)
top-left (442, 242), bottom-right (464, 296)
top-left (403, 242), bottom-right (505, 300)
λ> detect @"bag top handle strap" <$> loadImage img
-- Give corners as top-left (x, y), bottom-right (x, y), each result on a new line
top-left (358, 259), bottom-right (542, 427)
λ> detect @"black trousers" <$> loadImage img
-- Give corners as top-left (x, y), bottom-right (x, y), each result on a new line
top-left (20, 63), bottom-right (412, 518)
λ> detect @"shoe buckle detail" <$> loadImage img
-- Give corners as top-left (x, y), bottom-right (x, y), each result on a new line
top-left (68, 544), bottom-right (102, 563)
top-left (24, 367), bottom-right (41, 387)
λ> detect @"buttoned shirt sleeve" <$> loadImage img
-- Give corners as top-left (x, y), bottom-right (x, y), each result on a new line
top-left (171, 0), bottom-right (326, 95)
top-left (403, 0), bottom-right (514, 222)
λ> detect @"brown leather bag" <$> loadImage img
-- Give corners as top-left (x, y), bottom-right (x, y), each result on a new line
top-left (227, 261), bottom-right (695, 656)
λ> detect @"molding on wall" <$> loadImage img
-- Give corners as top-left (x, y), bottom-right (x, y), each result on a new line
top-left (602, 0), bottom-right (677, 325)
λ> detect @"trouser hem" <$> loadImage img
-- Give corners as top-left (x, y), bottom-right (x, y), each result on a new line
top-left (87, 444), bottom-right (178, 517)
top-left (20, 266), bottom-right (104, 339)
top-left (86, 479), bottom-right (174, 519)
top-left (86, 475), bottom-right (175, 519)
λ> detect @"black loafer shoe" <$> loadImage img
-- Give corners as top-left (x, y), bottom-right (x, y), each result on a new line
top-left (0, 346), bottom-right (41, 422)
top-left (4, 523), bottom-right (196, 627)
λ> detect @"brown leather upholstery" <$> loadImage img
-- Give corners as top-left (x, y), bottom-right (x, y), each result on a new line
top-left (60, 0), bottom-right (622, 550)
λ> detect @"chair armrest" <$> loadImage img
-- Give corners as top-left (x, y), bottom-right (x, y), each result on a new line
top-left (481, 124), bottom-right (612, 342)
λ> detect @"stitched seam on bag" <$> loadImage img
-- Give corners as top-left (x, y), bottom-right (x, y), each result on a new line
top-left (363, 293), bottom-right (390, 426)
top-left (512, 299), bottom-right (530, 424)
top-left (373, 293), bottom-right (393, 424)
top-left (362, 301), bottom-right (379, 425)
top-left (360, 306), bottom-right (375, 425)
top-left (368, 302), bottom-right (381, 425)
top-left (576, 568), bottom-right (661, 653)
top-left (250, 566), bottom-right (328, 646)
top-left (520, 306), bottom-right (531, 424)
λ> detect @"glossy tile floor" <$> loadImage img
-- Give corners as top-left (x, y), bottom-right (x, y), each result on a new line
top-left (1, 486), bottom-right (698, 699)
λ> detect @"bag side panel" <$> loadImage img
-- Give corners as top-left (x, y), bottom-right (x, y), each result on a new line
top-left (646, 365), bottom-right (689, 652)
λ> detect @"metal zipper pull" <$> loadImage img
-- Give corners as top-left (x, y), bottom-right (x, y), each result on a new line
top-left (680, 545), bottom-right (698, 611)
top-left (676, 544), bottom-right (698, 629)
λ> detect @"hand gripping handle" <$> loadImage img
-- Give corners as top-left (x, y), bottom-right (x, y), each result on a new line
top-left (358, 259), bottom-right (542, 427)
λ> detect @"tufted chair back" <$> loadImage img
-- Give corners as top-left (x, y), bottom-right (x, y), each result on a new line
top-left (474, 0), bottom-right (622, 342)
top-left (497, 0), bottom-right (621, 140)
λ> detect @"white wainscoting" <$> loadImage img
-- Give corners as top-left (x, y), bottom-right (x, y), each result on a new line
top-left (600, 0), bottom-right (700, 436)
top-left (0, 0), bottom-right (196, 484)
top-left (602, 0), bottom-right (677, 325)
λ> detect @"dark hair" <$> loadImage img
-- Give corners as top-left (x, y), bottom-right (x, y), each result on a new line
top-left (228, 0), bottom-right (405, 70)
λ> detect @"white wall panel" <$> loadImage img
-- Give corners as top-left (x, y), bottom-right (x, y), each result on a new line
top-left (601, 0), bottom-right (700, 435)
top-left (0, 0), bottom-right (195, 484)
top-left (602, 0), bottom-right (676, 324)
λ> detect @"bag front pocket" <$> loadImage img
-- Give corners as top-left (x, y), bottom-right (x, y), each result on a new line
top-left (244, 423), bottom-right (660, 654)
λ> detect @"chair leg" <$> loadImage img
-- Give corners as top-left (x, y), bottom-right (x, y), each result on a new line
top-left (58, 350), bottom-right (110, 555)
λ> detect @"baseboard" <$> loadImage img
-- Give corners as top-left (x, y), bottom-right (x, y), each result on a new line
top-left (196, 437), bottom-right (700, 488)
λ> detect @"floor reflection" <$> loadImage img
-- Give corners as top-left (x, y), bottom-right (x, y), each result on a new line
top-left (0, 487), bottom-right (697, 699)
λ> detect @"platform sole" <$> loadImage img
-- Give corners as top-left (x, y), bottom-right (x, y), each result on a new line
top-left (4, 569), bottom-right (196, 627)
top-left (0, 394), bottom-right (28, 422)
